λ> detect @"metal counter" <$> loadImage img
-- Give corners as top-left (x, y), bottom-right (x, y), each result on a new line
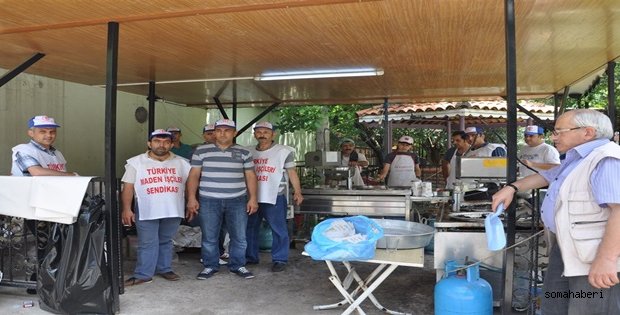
top-left (298, 188), bottom-right (413, 220)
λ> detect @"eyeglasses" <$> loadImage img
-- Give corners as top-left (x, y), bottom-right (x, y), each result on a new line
top-left (551, 127), bottom-right (582, 136)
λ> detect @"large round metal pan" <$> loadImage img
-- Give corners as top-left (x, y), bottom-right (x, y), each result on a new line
top-left (372, 219), bottom-right (435, 249)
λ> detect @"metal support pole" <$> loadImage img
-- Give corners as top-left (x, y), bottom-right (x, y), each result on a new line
top-left (104, 21), bottom-right (121, 311)
top-left (0, 53), bottom-right (45, 87)
top-left (237, 102), bottom-right (281, 136)
top-left (213, 97), bottom-right (229, 119)
top-left (148, 81), bottom-right (155, 135)
top-left (502, 0), bottom-right (517, 313)
top-left (382, 98), bottom-right (391, 156)
top-left (459, 116), bottom-right (465, 130)
top-left (553, 94), bottom-right (561, 120)
top-left (232, 80), bottom-right (238, 123)
top-left (607, 61), bottom-right (616, 132)
top-left (446, 119), bottom-right (452, 148)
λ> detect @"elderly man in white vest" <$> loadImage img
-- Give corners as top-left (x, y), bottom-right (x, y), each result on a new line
top-left (492, 109), bottom-right (620, 314)
top-left (245, 122), bottom-right (303, 272)
top-left (121, 129), bottom-right (192, 286)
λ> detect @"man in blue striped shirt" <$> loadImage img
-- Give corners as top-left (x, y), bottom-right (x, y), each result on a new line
top-left (187, 119), bottom-right (258, 280)
top-left (492, 109), bottom-right (620, 314)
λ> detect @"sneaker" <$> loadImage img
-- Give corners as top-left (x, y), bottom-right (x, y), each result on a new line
top-left (271, 262), bottom-right (286, 272)
top-left (159, 271), bottom-right (180, 281)
top-left (219, 258), bottom-right (228, 265)
top-left (124, 277), bottom-right (153, 286)
top-left (230, 266), bottom-right (255, 279)
top-left (196, 268), bottom-right (218, 280)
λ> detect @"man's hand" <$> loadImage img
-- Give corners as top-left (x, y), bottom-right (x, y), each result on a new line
top-left (186, 205), bottom-right (198, 222)
top-left (589, 256), bottom-right (620, 289)
top-left (491, 186), bottom-right (516, 212)
top-left (247, 198), bottom-right (258, 215)
top-left (121, 209), bottom-right (135, 226)
top-left (293, 191), bottom-right (304, 206)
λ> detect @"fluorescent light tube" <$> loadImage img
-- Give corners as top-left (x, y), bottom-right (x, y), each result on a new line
top-left (254, 68), bottom-right (384, 81)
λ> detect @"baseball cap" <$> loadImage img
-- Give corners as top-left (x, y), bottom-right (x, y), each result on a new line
top-left (340, 138), bottom-right (355, 145)
top-left (253, 121), bottom-right (274, 130)
top-left (398, 136), bottom-right (414, 144)
top-left (524, 125), bottom-right (544, 135)
top-left (149, 129), bottom-right (172, 140)
top-left (215, 119), bottom-right (236, 129)
top-left (166, 127), bottom-right (181, 133)
top-left (465, 126), bottom-right (483, 134)
top-left (203, 123), bottom-right (215, 132)
top-left (28, 115), bottom-right (61, 128)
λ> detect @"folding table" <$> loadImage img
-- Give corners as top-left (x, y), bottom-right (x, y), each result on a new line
top-left (309, 248), bottom-right (424, 315)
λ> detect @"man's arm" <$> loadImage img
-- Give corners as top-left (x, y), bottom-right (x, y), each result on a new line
top-left (27, 165), bottom-right (76, 176)
top-left (414, 163), bottom-right (421, 178)
top-left (589, 203), bottom-right (620, 289)
top-left (376, 163), bottom-right (391, 182)
top-left (244, 169), bottom-right (258, 214)
top-left (186, 167), bottom-right (201, 214)
top-left (357, 153), bottom-right (369, 167)
top-left (522, 160), bottom-right (560, 171)
top-left (441, 159), bottom-right (450, 180)
top-left (120, 182), bottom-right (135, 226)
top-left (286, 168), bottom-right (304, 206)
top-left (491, 174), bottom-right (548, 210)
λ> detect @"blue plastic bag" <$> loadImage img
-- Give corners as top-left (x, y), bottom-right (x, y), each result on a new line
top-left (304, 216), bottom-right (384, 261)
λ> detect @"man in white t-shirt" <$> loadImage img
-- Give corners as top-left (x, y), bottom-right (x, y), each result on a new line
top-left (339, 139), bottom-right (368, 186)
top-left (121, 129), bottom-right (192, 286)
top-left (245, 122), bottom-right (303, 272)
top-left (518, 125), bottom-right (560, 177)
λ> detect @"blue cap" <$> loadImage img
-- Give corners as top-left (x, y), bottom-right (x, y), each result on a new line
top-left (524, 125), bottom-right (544, 135)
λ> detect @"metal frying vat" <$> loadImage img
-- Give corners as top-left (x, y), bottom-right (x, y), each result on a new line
top-left (373, 219), bottom-right (435, 249)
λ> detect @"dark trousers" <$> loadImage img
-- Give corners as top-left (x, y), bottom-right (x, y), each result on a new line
top-left (542, 243), bottom-right (620, 315)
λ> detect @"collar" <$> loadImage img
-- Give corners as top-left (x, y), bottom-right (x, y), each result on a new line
top-left (567, 138), bottom-right (610, 159)
top-left (255, 141), bottom-right (276, 151)
top-left (471, 141), bottom-right (489, 150)
top-left (146, 150), bottom-right (174, 161)
top-left (30, 139), bottom-right (56, 152)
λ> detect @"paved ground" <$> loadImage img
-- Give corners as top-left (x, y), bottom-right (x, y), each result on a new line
top-left (0, 246), bottom-right (436, 315)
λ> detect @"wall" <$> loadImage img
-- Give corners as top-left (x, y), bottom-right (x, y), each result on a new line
top-left (1, 70), bottom-right (315, 178)
top-left (0, 69), bottom-right (207, 178)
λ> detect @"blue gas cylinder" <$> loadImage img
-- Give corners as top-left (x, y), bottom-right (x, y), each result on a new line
top-left (258, 220), bottom-right (273, 252)
top-left (435, 260), bottom-right (493, 315)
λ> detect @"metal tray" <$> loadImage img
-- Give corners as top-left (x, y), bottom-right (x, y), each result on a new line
top-left (372, 219), bottom-right (435, 249)
top-left (448, 211), bottom-right (496, 222)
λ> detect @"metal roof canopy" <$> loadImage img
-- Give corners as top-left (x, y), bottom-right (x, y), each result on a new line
top-left (1, 0), bottom-right (619, 107)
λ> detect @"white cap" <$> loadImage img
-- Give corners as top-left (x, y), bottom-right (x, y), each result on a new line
top-left (28, 115), bottom-right (60, 128)
top-left (215, 119), bottom-right (236, 129)
top-left (253, 121), bottom-right (274, 130)
top-left (398, 136), bottom-right (414, 144)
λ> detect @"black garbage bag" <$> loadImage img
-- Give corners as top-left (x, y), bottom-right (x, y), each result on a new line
top-left (38, 194), bottom-right (114, 314)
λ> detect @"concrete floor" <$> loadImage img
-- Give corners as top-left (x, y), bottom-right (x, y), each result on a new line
top-left (0, 247), bottom-right (437, 315)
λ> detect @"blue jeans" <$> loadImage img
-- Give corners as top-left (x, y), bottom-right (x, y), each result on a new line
top-left (199, 196), bottom-right (247, 270)
top-left (246, 195), bottom-right (289, 263)
top-left (133, 214), bottom-right (182, 280)
top-left (542, 243), bottom-right (620, 315)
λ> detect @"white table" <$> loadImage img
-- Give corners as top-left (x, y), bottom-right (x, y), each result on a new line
top-left (309, 248), bottom-right (424, 315)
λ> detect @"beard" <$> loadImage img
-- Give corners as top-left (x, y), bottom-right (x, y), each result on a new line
top-left (151, 147), bottom-right (170, 157)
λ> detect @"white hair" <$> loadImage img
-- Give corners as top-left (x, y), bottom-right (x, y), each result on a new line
top-left (570, 109), bottom-right (613, 139)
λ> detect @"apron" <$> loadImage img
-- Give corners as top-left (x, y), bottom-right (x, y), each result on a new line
top-left (387, 155), bottom-right (416, 187)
